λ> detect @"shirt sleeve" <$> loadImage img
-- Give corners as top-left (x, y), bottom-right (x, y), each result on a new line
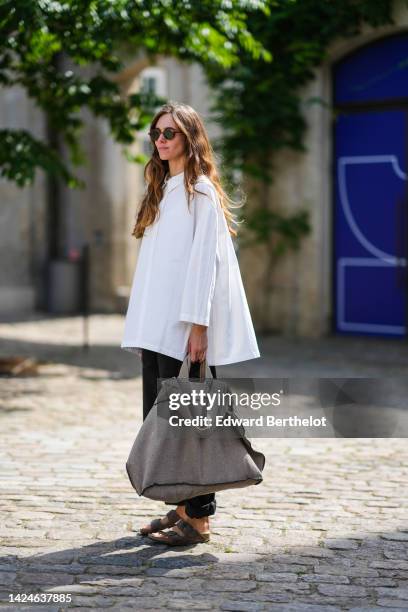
top-left (179, 184), bottom-right (219, 327)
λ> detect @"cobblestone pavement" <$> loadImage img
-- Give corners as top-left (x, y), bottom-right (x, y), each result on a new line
top-left (0, 314), bottom-right (407, 611)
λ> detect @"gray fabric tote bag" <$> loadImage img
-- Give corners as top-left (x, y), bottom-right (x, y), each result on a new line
top-left (126, 355), bottom-right (265, 503)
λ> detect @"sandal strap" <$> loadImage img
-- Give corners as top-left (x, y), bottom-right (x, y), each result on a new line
top-left (166, 509), bottom-right (180, 524)
top-left (148, 517), bottom-right (165, 531)
top-left (140, 509), bottom-right (180, 534)
top-left (177, 519), bottom-right (203, 540)
top-left (167, 519), bottom-right (208, 543)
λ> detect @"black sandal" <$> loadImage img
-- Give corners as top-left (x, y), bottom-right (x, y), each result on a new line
top-left (139, 509), bottom-right (180, 535)
top-left (147, 519), bottom-right (210, 546)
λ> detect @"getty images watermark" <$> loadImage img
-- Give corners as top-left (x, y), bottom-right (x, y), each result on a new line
top-left (156, 377), bottom-right (408, 437)
top-left (166, 388), bottom-right (327, 429)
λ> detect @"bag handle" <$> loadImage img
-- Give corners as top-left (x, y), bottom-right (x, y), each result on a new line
top-left (179, 352), bottom-right (214, 381)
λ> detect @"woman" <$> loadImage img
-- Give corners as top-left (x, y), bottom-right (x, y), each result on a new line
top-left (121, 101), bottom-right (260, 546)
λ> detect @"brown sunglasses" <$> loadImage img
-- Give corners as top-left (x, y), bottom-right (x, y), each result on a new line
top-left (149, 127), bottom-right (183, 142)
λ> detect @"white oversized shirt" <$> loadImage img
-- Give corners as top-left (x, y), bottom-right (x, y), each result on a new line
top-left (120, 170), bottom-right (260, 366)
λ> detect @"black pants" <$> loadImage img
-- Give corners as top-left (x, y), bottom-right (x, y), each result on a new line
top-left (141, 348), bottom-right (217, 519)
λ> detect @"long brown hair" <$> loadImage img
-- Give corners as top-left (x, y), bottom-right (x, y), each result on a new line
top-left (132, 102), bottom-right (243, 239)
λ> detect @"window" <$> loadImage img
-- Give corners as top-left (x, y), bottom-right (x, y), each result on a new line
top-left (139, 67), bottom-right (167, 154)
top-left (141, 76), bottom-right (157, 95)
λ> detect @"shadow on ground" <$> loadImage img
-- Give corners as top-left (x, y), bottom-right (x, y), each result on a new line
top-left (1, 529), bottom-right (407, 609)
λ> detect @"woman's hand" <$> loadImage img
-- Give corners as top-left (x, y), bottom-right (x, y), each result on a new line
top-left (188, 324), bottom-right (208, 362)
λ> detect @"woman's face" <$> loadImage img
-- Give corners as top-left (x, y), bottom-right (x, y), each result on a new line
top-left (153, 113), bottom-right (186, 164)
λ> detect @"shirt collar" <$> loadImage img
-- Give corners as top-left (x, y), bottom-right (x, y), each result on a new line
top-left (163, 170), bottom-right (185, 194)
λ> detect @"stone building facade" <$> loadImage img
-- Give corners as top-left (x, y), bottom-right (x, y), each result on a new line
top-left (2, 1), bottom-right (408, 341)
top-left (240, 0), bottom-right (408, 339)
top-left (0, 53), bottom-right (222, 320)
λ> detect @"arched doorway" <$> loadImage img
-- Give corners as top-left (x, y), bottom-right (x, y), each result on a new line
top-left (333, 33), bottom-right (408, 337)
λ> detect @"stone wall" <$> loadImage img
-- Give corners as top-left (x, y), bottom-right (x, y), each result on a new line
top-left (240, 0), bottom-right (408, 338)
top-left (0, 85), bottom-right (47, 316)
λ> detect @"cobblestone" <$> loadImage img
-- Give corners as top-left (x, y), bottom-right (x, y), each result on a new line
top-left (0, 314), bottom-right (408, 610)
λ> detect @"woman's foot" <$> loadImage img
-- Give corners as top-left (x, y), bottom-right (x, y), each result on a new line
top-left (173, 504), bottom-right (210, 535)
top-left (139, 507), bottom-right (182, 535)
top-left (146, 504), bottom-right (210, 542)
top-left (140, 504), bottom-right (191, 534)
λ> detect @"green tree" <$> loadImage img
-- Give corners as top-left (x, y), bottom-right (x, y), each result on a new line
top-left (207, 0), bottom-right (395, 184)
top-left (206, 0), bottom-right (397, 250)
top-left (0, 0), bottom-right (271, 188)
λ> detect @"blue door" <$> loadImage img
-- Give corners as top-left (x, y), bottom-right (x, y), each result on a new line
top-left (333, 35), bottom-right (408, 337)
